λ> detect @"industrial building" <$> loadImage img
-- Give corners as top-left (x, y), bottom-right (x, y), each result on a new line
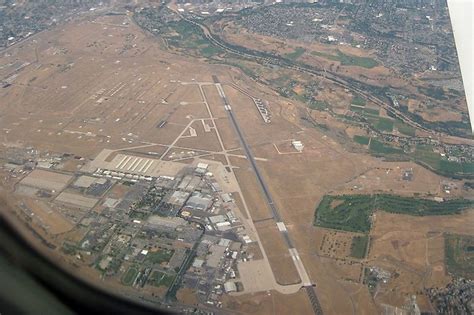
top-left (185, 191), bottom-right (213, 211)
top-left (292, 140), bottom-right (304, 152)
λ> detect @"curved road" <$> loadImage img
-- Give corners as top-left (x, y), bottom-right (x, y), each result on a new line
top-left (181, 16), bottom-right (448, 136)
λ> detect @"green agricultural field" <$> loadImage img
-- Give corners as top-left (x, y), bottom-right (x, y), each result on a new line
top-left (369, 139), bottom-right (404, 155)
top-left (444, 234), bottom-right (474, 279)
top-left (350, 235), bottom-right (369, 259)
top-left (350, 105), bottom-right (379, 116)
top-left (122, 266), bottom-right (139, 286)
top-left (315, 194), bottom-right (472, 233)
top-left (149, 271), bottom-right (176, 288)
top-left (309, 100), bottom-right (329, 110)
top-left (200, 45), bottom-right (223, 58)
top-left (146, 249), bottom-right (174, 265)
top-left (312, 50), bottom-right (378, 68)
top-left (395, 121), bottom-right (416, 137)
top-left (412, 145), bottom-right (474, 176)
top-left (353, 135), bottom-right (370, 145)
top-left (375, 118), bottom-right (394, 132)
top-left (351, 95), bottom-right (367, 106)
top-left (285, 47), bottom-right (306, 61)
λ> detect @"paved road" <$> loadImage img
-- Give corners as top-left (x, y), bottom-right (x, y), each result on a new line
top-left (212, 75), bottom-right (323, 315)
top-left (182, 17), bottom-right (447, 137)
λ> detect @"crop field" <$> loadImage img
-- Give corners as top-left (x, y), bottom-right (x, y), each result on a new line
top-left (350, 235), bottom-right (369, 259)
top-left (312, 50), bottom-right (378, 68)
top-left (369, 139), bottom-right (404, 155)
top-left (353, 135), bottom-right (370, 145)
top-left (444, 233), bottom-right (474, 279)
top-left (375, 118), bottom-right (394, 132)
top-left (284, 47), bottom-right (306, 61)
top-left (350, 105), bottom-right (380, 116)
top-left (351, 95), bottom-right (367, 106)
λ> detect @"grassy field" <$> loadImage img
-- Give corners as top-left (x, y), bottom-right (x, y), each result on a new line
top-left (122, 266), bottom-right (139, 286)
top-left (369, 139), bottom-right (404, 155)
top-left (309, 100), bottom-right (329, 110)
top-left (166, 20), bottom-right (223, 58)
top-left (314, 195), bottom-right (374, 233)
top-left (375, 194), bottom-right (473, 216)
top-left (353, 135), bottom-right (370, 145)
top-left (395, 120), bottom-right (416, 137)
top-left (315, 194), bottom-right (473, 233)
top-left (444, 233), bottom-right (474, 279)
top-left (146, 249), bottom-right (174, 265)
top-left (375, 117), bottom-right (394, 132)
top-left (351, 95), bottom-right (367, 106)
top-left (413, 145), bottom-right (474, 176)
top-left (148, 270), bottom-right (176, 288)
top-left (350, 235), bottom-right (369, 259)
top-left (284, 47), bottom-right (306, 61)
top-left (350, 105), bottom-right (379, 116)
top-left (367, 142), bottom-right (474, 177)
top-left (312, 50), bottom-right (378, 68)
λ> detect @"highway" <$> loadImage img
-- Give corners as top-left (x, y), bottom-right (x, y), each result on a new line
top-left (212, 76), bottom-right (323, 315)
top-left (182, 16), bottom-right (442, 136)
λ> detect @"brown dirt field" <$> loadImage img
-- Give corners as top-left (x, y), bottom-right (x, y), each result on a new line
top-left (215, 118), bottom-right (241, 150)
top-left (166, 84), bottom-right (203, 104)
top-left (61, 226), bottom-right (90, 244)
top-left (370, 210), bottom-right (474, 267)
top-left (60, 159), bottom-right (86, 172)
top-left (107, 183), bottom-right (132, 199)
top-left (287, 224), bottom-right (367, 315)
top-left (167, 102), bottom-right (210, 125)
top-left (229, 156), bottom-right (273, 221)
top-left (340, 281), bottom-right (379, 315)
top-left (223, 289), bottom-right (313, 315)
top-left (198, 153), bottom-right (227, 165)
top-left (0, 15), bottom-right (228, 159)
top-left (368, 210), bottom-right (474, 308)
top-left (318, 229), bottom-right (355, 259)
top-left (255, 222), bottom-right (301, 285)
top-left (23, 198), bottom-right (74, 234)
top-left (245, 242), bottom-right (263, 260)
top-left (121, 144), bottom-right (168, 157)
top-left (176, 288), bottom-right (200, 306)
top-left (370, 259), bottom-right (427, 309)
top-left (232, 192), bottom-right (248, 220)
top-left (223, 86), bottom-right (302, 147)
top-left (320, 256), bottom-right (362, 282)
top-left (425, 233), bottom-right (451, 288)
top-left (337, 162), bottom-right (448, 196)
top-left (253, 136), bottom-right (367, 226)
top-left (175, 121), bottom-right (222, 152)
